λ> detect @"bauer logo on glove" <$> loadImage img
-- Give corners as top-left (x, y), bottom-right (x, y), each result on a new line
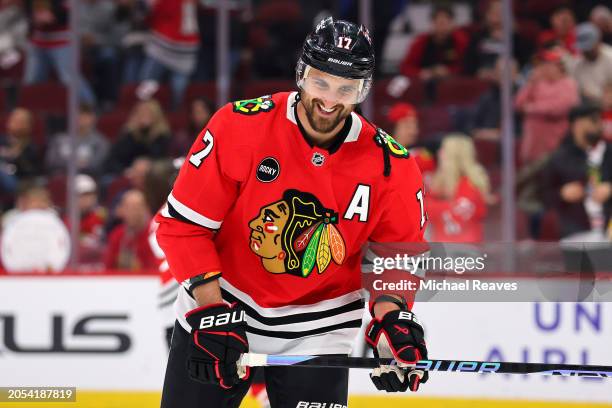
top-left (185, 303), bottom-right (250, 388)
top-left (197, 309), bottom-right (246, 329)
top-left (366, 308), bottom-right (429, 392)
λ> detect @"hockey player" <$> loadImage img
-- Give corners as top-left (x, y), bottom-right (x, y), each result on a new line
top-left (156, 17), bottom-right (429, 408)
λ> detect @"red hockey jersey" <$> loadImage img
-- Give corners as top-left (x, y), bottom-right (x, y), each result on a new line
top-left (156, 92), bottom-right (426, 354)
top-left (426, 177), bottom-right (487, 242)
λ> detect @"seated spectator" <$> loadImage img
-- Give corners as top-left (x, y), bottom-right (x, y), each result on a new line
top-left (46, 104), bottom-right (110, 175)
top-left (542, 102), bottom-right (612, 239)
top-left (470, 58), bottom-right (520, 141)
top-left (2, 182), bottom-right (52, 229)
top-left (426, 135), bottom-right (491, 242)
top-left (591, 5), bottom-right (612, 46)
top-left (399, 5), bottom-right (468, 81)
top-left (104, 189), bottom-right (156, 271)
top-left (22, 0), bottom-right (96, 105)
top-left (0, 0), bottom-right (27, 70)
top-left (103, 157), bottom-right (153, 227)
top-left (189, 97), bottom-right (213, 135)
top-left (172, 97), bottom-right (213, 156)
top-left (0, 183), bottom-right (70, 272)
top-left (602, 83), bottom-right (612, 142)
top-left (125, 156), bottom-right (153, 192)
top-left (66, 174), bottom-right (106, 267)
top-left (138, 0), bottom-right (200, 108)
top-left (0, 108), bottom-right (41, 192)
top-left (105, 99), bottom-right (171, 174)
top-left (538, 5), bottom-right (577, 54)
top-left (387, 102), bottom-right (436, 178)
top-left (463, 0), bottom-right (532, 78)
top-left (570, 23), bottom-right (612, 101)
top-left (515, 49), bottom-right (579, 165)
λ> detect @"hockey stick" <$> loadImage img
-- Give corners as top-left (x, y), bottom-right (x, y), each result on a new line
top-left (239, 353), bottom-right (612, 378)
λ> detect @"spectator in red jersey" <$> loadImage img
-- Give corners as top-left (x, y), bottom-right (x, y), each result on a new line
top-left (463, 0), bottom-right (532, 79)
top-left (105, 188), bottom-right (156, 271)
top-left (515, 49), bottom-right (579, 165)
top-left (426, 135), bottom-right (491, 242)
top-left (399, 5), bottom-right (468, 81)
top-left (105, 99), bottom-right (171, 174)
top-left (66, 174), bottom-right (106, 267)
top-left (22, 0), bottom-right (96, 105)
top-left (538, 5), bottom-right (577, 54)
top-left (138, 0), bottom-right (200, 108)
top-left (601, 83), bottom-right (612, 142)
top-left (387, 102), bottom-right (436, 179)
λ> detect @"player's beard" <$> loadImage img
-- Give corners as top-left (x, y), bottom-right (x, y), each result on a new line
top-left (302, 95), bottom-right (352, 134)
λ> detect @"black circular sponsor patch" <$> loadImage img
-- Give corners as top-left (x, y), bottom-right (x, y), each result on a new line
top-left (256, 157), bottom-right (280, 182)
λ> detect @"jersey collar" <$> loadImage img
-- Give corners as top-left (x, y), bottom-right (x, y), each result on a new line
top-left (286, 92), bottom-right (362, 144)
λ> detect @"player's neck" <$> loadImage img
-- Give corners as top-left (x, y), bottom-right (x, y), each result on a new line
top-left (296, 100), bottom-right (347, 149)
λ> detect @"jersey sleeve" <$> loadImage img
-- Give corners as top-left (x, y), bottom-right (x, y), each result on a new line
top-left (155, 103), bottom-right (251, 285)
top-left (367, 157), bottom-right (428, 309)
top-left (370, 157), bottom-right (427, 243)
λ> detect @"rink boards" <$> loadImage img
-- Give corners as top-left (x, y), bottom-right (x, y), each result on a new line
top-left (0, 275), bottom-right (610, 407)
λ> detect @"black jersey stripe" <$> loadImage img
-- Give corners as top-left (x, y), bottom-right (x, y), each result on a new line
top-left (246, 319), bottom-right (363, 339)
top-left (220, 288), bottom-right (365, 326)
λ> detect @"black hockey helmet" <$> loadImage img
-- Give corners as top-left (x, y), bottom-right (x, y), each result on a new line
top-left (296, 17), bottom-right (375, 104)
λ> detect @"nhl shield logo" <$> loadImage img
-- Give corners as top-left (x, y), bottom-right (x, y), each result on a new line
top-left (311, 152), bottom-right (325, 167)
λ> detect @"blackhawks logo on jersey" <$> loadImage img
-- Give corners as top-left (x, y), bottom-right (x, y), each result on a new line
top-left (374, 128), bottom-right (410, 158)
top-left (233, 95), bottom-right (275, 115)
top-left (248, 189), bottom-right (346, 278)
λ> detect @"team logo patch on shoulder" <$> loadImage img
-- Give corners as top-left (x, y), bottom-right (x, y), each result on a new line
top-left (248, 190), bottom-right (346, 278)
top-left (256, 157), bottom-right (280, 182)
top-left (374, 128), bottom-right (410, 158)
top-left (233, 95), bottom-right (275, 115)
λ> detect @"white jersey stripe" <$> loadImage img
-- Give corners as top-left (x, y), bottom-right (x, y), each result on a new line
top-left (167, 192), bottom-right (222, 229)
top-left (219, 278), bottom-right (365, 318)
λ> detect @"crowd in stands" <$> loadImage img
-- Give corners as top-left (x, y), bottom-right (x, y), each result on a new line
top-left (1, 0), bottom-right (612, 272)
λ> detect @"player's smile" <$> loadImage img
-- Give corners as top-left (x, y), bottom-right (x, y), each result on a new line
top-left (316, 102), bottom-right (339, 117)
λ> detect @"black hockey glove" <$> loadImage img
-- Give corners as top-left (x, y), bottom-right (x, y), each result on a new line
top-left (365, 309), bottom-right (428, 392)
top-left (185, 303), bottom-right (250, 388)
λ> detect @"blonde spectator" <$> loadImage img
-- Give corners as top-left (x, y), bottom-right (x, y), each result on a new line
top-left (427, 135), bottom-right (491, 242)
top-left (105, 99), bottom-right (171, 174)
